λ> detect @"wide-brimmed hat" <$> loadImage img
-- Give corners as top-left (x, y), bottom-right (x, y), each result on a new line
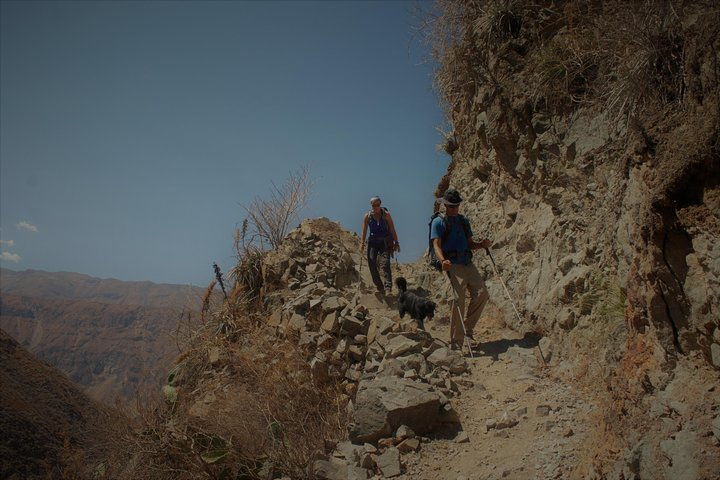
top-left (442, 188), bottom-right (462, 206)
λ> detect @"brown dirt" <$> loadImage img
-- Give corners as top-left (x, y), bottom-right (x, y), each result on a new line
top-left (364, 264), bottom-right (596, 480)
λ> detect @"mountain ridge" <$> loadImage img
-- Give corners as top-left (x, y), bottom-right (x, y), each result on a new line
top-left (0, 268), bottom-right (212, 404)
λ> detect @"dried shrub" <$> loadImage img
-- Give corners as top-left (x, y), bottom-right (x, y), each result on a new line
top-left (424, 0), bottom-right (711, 124)
top-left (228, 219), bottom-right (265, 309)
top-left (123, 302), bottom-right (346, 479)
top-left (242, 167), bottom-right (314, 250)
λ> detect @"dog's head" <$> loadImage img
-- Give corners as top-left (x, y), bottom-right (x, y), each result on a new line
top-left (420, 299), bottom-right (436, 319)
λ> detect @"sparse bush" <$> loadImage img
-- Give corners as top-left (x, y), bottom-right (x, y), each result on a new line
top-left (124, 234), bottom-right (346, 479)
top-left (242, 167), bottom-right (314, 250)
top-left (228, 219), bottom-right (265, 308)
top-left (125, 322), bottom-right (347, 480)
top-left (571, 273), bottom-right (627, 324)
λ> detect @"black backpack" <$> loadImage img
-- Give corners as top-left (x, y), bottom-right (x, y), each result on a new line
top-left (427, 213), bottom-right (471, 271)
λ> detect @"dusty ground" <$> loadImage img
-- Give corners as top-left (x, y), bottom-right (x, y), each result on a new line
top-left (404, 318), bottom-right (592, 480)
top-left (360, 262), bottom-right (595, 480)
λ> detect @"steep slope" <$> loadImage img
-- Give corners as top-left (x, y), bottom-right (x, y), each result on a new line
top-left (427, 1), bottom-right (720, 477)
top-left (0, 269), bottom-right (210, 403)
top-left (0, 328), bottom-right (121, 479)
top-left (0, 294), bottom-right (181, 402)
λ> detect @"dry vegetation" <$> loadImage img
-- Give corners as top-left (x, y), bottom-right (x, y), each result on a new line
top-left (120, 270), bottom-right (347, 479)
top-left (108, 168), bottom-right (348, 479)
top-left (242, 166), bottom-right (314, 250)
top-left (426, 0), bottom-right (716, 122)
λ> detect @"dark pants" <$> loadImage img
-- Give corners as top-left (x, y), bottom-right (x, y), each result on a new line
top-left (367, 242), bottom-right (392, 293)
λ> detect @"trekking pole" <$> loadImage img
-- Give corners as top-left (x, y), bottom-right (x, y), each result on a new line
top-left (355, 244), bottom-right (365, 299)
top-left (485, 249), bottom-right (546, 366)
top-left (446, 272), bottom-right (474, 359)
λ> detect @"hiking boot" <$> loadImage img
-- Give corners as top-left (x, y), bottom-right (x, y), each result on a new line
top-left (450, 342), bottom-right (461, 351)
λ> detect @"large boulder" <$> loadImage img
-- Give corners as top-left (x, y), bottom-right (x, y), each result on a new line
top-left (349, 377), bottom-right (452, 443)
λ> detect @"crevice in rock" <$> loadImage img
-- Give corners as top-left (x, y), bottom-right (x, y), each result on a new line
top-left (661, 228), bottom-right (692, 311)
top-left (658, 280), bottom-right (683, 354)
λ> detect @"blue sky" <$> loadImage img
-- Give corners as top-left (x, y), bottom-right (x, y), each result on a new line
top-left (0, 0), bottom-right (449, 286)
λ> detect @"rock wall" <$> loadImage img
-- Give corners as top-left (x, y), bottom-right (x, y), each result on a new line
top-left (428, 1), bottom-right (720, 477)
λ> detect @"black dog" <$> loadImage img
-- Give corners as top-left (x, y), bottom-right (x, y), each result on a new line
top-left (395, 277), bottom-right (436, 330)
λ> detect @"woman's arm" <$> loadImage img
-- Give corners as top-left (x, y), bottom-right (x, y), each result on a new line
top-left (360, 213), bottom-right (369, 247)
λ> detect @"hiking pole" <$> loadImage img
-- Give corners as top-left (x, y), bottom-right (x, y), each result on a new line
top-left (446, 272), bottom-right (474, 359)
top-left (484, 249), bottom-right (546, 366)
top-left (355, 245), bottom-right (365, 299)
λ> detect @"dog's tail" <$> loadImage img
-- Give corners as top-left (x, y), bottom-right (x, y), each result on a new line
top-left (395, 277), bottom-right (407, 293)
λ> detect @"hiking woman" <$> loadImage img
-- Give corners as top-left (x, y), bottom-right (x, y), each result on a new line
top-left (360, 196), bottom-right (399, 296)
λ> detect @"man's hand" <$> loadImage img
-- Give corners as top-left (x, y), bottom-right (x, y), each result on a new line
top-left (360, 240), bottom-right (365, 251)
top-left (441, 259), bottom-right (452, 271)
top-left (479, 239), bottom-right (492, 249)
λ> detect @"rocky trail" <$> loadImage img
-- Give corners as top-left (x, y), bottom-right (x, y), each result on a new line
top-left (176, 217), bottom-right (718, 480)
top-left (351, 261), bottom-right (597, 480)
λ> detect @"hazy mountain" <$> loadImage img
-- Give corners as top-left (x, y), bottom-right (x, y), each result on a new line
top-left (0, 268), bottom-right (212, 404)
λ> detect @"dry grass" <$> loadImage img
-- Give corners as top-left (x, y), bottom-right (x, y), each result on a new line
top-left (424, 0), bottom-right (714, 121)
top-left (120, 288), bottom-right (347, 479)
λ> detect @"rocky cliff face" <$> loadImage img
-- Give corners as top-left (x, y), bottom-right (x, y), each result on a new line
top-left (428, 1), bottom-right (719, 477)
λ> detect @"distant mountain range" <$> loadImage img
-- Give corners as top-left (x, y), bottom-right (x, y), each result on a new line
top-left (0, 268), bottom-right (212, 404)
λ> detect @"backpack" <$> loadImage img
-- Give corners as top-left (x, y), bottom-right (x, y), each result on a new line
top-left (427, 213), bottom-right (471, 271)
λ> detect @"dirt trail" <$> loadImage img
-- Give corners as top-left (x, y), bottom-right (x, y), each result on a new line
top-left (360, 262), bottom-right (596, 480)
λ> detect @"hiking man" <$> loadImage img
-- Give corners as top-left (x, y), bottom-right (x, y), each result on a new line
top-left (360, 196), bottom-right (399, 296)
top-left (431, 188), bottom-right (492, 350)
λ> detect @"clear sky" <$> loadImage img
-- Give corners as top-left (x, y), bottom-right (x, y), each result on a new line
top-left (0, 0), bottom-right (449, 287)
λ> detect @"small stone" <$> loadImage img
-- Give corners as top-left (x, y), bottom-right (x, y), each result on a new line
top-left (360, 453), bottom-right (375, 470)
top-left (376, 446), bottom-right (402, 477)
top-left (563, 427), bottom-right (574, 437)
top-left (396, 425), bottom-right (416, 440)
top-left (495, 412), bottom-right (519, 430)
top-left (363, 443), bottom-right (378, 454)
top-left (344, 383), bottom-right (358, 397)
top-left (403, 370), bottom-right (419, 380)
top-left (347, 466), bottom-right (370, 480)
top-left (536, 405), bottom-right (552, 417)
top-left (397, 438), bottom-right (421, 453)
top-left (712, 415), bottom-right (720, 440)
top-left (378, 437), bottom-right (397, 448)
top-left (455, 432), bottom-right (470, 443)
top-left (711, 344), bottom-right (720, 368)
